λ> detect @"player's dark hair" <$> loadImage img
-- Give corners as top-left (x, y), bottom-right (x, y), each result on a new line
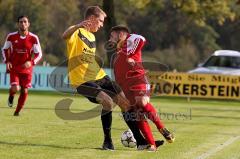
top-left (110, 25), bottom-right (130, 34)
top-left (17, 15), bottom-right (29, 22)
top-left (84, 6), bottom-right (106, 19)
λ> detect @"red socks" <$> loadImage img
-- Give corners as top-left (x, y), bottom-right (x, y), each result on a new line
top-left (15, 92), bottom-right (28, 113)
top-left (135, 103), bottom-right (165, 146)
top-left (142, 103), bottom-right (164, 130)
top-left (137, 118), bottom-right (155, 146)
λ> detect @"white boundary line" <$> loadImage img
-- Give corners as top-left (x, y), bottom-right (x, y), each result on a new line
top-left (195, 136), bottom-right (240, 159)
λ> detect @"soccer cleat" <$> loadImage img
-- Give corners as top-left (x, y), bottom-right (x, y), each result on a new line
top-left (137, 140), bottom-right (164, 150)
top-left (137, 144), bottom-right (148, 150)
top-left (8, 95), bottom-right (14, 107)
top-left (137, 144), bottom-right (157, 152)
top-left (147, 145), bottom-right (157, 152)
top-left (155, 140), bottom-right (164, 147)
top-left (102, 140), bottom-right (114, 150)
top-left (13, 112), bottom-right (19, 116)
top-left (159, 128), bottom-right (175, 143)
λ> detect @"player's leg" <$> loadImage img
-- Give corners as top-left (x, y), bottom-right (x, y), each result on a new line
top-left (120, 103), bottom-right (149, 146)
top-left (14, 73), bottom-right (31, 116)
top-left (111, 91), bottom-right (161, 149)
top-left (102, 77), bottom-right (164, 149)
top-left (99, 76), bottom-right (149, 146)
top-left (96, 91), bottom-right (115, 150)
top-left (8, 72), bottom-right (20, 107)
top-left (131, 75), bottom-right (175, 143)
top-left (136, 113), bottom-right (156, 151)
top-left (136, 95), bottom-right (164, 130)
top-left (14, 87), bottom-right (28, 116)
top-left (8, 86), bottom-right (18, 107)
top-left (136, 95), bottom-right (175, 143)
top-left (119, 92), bottom-right (160, 151)
top-left (76, 80), bottom-right (115, 150)
top-left (116, 79), bottom-right (157, 148)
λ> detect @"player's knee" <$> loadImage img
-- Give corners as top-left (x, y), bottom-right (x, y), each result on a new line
top-left (137, 101), bottom-right (145, 108)
top-left (21, 88), bottom-right (28, 94)
top-left (102, 98), bottom-right (114, 111)
top-left (113, 92), bottom-right (130, 112)
top-left (11, 86), bottom-right (19, 93)
top-left (136, 96), bottom-right (149, 107)
top-left (97, 91), bottom-right (114, 111)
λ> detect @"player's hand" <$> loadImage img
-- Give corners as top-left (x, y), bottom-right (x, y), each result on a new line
top-left (22, 61), bottom-right (32, 68)
top-left (76, 20), bottom-right (91, 30)
top-left (127, 58), bottom-right (135, 66)
top-left (6, 62), bottom-right (12, 71)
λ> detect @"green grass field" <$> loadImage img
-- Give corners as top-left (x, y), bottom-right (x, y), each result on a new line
top-left (0, 92), bottom-right (240, 159)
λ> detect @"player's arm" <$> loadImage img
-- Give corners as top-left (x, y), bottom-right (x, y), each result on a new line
top-left (23, 36), bottom-right (43, 68)
top-left (1, 34), bottom-right (12, 71)
top-left (32, 35), bottom-right (43, 65)
top-left (126, 38), bottom-right (146, 78)
top-left (62, 20), bottom-right (91, 40)
top-left (127, 38), bottom-right (145, 66)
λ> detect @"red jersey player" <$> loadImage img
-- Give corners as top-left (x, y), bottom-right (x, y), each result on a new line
top-left (1, 15), bottom-right (42, 116)
top-left (109, 25), bottom-right (175, 151)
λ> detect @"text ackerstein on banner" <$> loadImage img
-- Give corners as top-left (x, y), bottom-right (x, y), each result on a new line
top-left (149, 72), bottom-right (240, 100)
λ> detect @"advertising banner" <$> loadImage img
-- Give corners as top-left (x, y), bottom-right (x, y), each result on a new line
top-left (149, 72), bottom-right (240, 99)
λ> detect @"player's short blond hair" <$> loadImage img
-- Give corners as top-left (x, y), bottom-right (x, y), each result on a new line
top-left (84, 6), bottom-right (107, 19)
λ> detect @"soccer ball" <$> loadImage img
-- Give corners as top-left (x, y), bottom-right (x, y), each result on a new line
top-left (121, 129), bottom-right (137, 148)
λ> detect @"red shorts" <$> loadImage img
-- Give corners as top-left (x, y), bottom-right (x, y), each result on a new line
top-left (10, 72), bottom-right (32, 88)
top-left (119, 76), bottom-right (150, 105)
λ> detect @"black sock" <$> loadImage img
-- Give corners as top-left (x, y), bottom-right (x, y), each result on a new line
top-left (122, 110), bottom-right (147, 146)
top-left (101, 109), bottom-right (112, 142)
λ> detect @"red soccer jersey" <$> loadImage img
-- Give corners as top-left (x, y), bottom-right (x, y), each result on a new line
top-left (113, 34), bottom-right (146, 85)
top-left (1, 31), bottom-right (42, 74)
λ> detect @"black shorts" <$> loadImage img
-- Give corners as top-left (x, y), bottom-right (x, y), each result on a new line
top-left (76, 76), bottom-right (122, 103)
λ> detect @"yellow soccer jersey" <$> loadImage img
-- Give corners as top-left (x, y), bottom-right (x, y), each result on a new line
top-left (66, 28), bottom-right (106, 88)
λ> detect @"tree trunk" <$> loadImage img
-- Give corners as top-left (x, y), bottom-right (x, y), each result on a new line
top-left (103, 0), bottom-right (116, 67)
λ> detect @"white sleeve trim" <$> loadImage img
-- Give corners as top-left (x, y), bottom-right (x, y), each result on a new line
top-left (33, 44), bottom-right (41, 54)
top-left (127, 34), bottom-right (145, 55)
top-left (2, 41), bottom-right (11, 49)
top-left (128, 38), bottom-right (140, 55)
top-left (1, 41), bottom-right (12, 62)
top-left (32, 35), bottom-right (43, 64)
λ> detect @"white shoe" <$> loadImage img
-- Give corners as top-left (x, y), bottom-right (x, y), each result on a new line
top-left (8, 96), bottom-right (14, 107)
top-left (147, 145), bottom-right (157, 152)
top-left (137, 144), bottom-right (156, 152)
top-left (137, 144), bottom-right (149, 150)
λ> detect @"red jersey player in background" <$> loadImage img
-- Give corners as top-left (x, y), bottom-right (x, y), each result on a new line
top-left (1, 15), bottom-right (42, 116)
top-left (109, 25), bottom-right (175, 151)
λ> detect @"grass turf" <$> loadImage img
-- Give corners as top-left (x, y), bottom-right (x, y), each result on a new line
top-left (0, 92), bottom-right (239, 159)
